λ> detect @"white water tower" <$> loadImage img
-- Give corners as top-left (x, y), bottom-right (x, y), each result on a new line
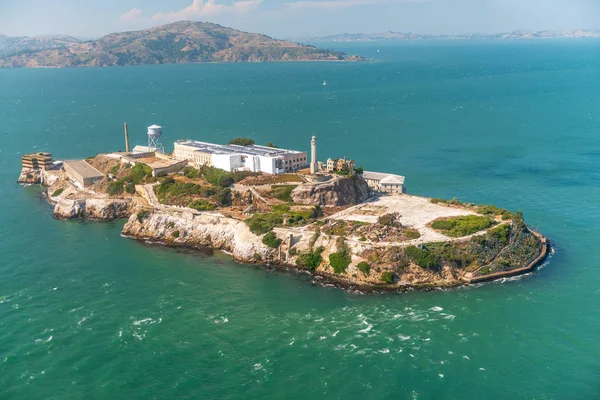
top-left (147, 124), bottom-right (164, 153)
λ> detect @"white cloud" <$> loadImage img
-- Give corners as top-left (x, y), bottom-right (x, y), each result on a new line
top-left (152, 0), bottom-right (263, 23)
top-left (284, 0), bottom-right (429, 11)
top-left (118, 8), bottom-right (144, 24)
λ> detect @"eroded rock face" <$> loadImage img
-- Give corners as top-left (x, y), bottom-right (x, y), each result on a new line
top-left (121, 210), bottom-right (274, 263)
top-left (17, 168), bottom-right (41, 184)
top-left (291, 176), bottom-right (369, 207)
top-left (53, 198), bottom-right (134, 220)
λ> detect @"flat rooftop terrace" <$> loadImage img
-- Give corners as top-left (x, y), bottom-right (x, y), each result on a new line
top-left (176, 140), bottom-right (304, 157)
top-left (63, 160), bottom-right (104, 179)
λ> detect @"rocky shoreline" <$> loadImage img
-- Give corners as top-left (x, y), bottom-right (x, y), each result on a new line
top-left (19, 165), bottom-right (549, 292)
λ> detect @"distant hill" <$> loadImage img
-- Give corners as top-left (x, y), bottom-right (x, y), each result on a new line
top-left (0, 21), bottom-right (365, 68)
top-left (0, 34), bottom-right (82, 57)
top-left (300, 29), bottom-right (600, 42)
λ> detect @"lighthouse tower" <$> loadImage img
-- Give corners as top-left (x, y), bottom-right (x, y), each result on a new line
top-left (310, 135), bottom-right (318, 175)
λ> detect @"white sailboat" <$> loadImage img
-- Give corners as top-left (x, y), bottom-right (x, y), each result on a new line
top-left (322, 80), bottom-right (327, 86)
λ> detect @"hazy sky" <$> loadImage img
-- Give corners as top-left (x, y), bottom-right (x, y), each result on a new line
top-left (1, 0), bottom-right (599, 38)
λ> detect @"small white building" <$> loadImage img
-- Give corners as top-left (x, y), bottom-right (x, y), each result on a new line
top-left (362, 171), bottom-right (406, 194)
top-left (173, 140), bottom-right (308, 174)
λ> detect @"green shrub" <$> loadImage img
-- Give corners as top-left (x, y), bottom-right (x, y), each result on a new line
top-left (124, 163), bottom-right (153, 184)
top-left (125, 182), bottom-right (136, 194)
top-left (359, 236), bottom-right (367, 242)
top-left (431, 197), bottom-right (463, 205)
top-left (272, 204), bottom-right (291, 213)
top-left (265, 142), bottom-right (279, 148)
top-left (357, 261), bottom-right (370, 276)
top-left (381, 271), bottom-right (394, 284)
top-left (297, 246), bottom-right (324, 270)
top-left (406, 246), bottom-right (441, 271)
top-left (137, 210), bottom-right (151, 223)
top-left (107, 181), bottom-right (124, 196)
top-left (199, 165), bottom-right (235, 187)
top-left (188, 199), bottom-right (215, 211)
top-left (270, 185), bottom-right (297, 202)
top-left (431, 215), bottom-right (494, 237)
top-left (262, 232), bottom-right (282, 248)
top-left (309, 227), bottom-right (321, 249)
top-left (378, 212), bottom-right (400, 227)
top-left (329, 252), bottom-right (351, 274)
top-left (171, 230), bottom-right (180, 238)
top-left (228, 137), bottom-right (254, 146)
top-left (246, 213), bottom-right (284, 235)
top-left (212, 188), bottom-right (232, 206)
top-left (110, 164), bottom-right (121, 175)
top-left (253, 252), bottom-right (262, 262)
top-left (403, 229), bottom-right (421, 240)
top-left (51, 188), bottom-right (64, 197)
top-left (488, 223), bottom-right (510, 244)
top-left (183, 167), bottom-right (200, 179)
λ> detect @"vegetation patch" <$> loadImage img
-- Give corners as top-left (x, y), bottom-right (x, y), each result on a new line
top-left (262, 232), bottom-right (282, 248)
top-left (246, 213), bottom-right (284, 235)
top-left (123, 163), bottom-right (153, 185)
top-left (378, 212), bottom-right (401, 227)
top-left (381, 271), bottom-right (394, 284)
top-left (329, 237), bottom-right (351, 274)
top-left (125, 182), bottom-right (136, 194)
top-left (431, 215), bottom-right (495, 237)
top-left (137, 210), bottom-right (151, 223)
top-left (51, 188), bottom-right (64, 197)
top-left (297, 246), bottom-right (324, 270)
top-left (171, 230), bottom-right (180, 238)
top-left (270, 185), bottom-right (297, 202)
top-left (477, 204), bottom-right (519, 221)
top-left (107, 181), bottom-right (124, 196)
top-left (154, 177), bottom-right (231, 207)
top-left (431, 197), bottom-right (463, 206)
top-left (357, 261), bottom-right (370, 276)
top-left (188, 199), bottom-right (215, 211)
top-left (228, 137), bottom-right (254, 146)
top-left (405, 246), bottom-right (441, 271)
top-left (403, 229), bottom-right (421, 240)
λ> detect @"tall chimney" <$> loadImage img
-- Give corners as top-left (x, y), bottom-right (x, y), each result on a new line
top-left (124, 123), bottom-right (130, 153)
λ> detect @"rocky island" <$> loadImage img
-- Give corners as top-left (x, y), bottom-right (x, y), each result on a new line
top-left (0, 21), bottom-right (365, 68)
top-left (18, 132), bottom-right (548, 292)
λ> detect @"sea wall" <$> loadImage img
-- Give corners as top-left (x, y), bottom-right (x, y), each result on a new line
top-left (462, 232), bottom-right (549, 284)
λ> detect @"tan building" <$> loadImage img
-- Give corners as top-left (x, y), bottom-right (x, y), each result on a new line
top-left (22, 152), bottom-right (53, 170)
top-left (63, 160), bottom-right (105, 188)
top-left (326, 157), bottom-right (355, 173)
top-left (362, 171), bottom-right (405, 194)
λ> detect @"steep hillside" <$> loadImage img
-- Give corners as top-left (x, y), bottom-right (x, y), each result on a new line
top-left (0, 21), bottom-right (364, 68)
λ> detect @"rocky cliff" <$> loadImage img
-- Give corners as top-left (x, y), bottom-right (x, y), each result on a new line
top-left (53, 198), bottom-right (135, 220)
top-left (291, 176), bottom-right (369, 207)
top-left (122, 210), bottom-right (273, 263)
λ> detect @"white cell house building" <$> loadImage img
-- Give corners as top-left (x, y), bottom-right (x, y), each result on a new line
top-left (362, 171), bottom-right (406, 194)
top-left (173, 140), bottom-right (308, 174)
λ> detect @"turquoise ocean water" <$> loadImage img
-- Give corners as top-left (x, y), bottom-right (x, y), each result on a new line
top-left (1, 41), bottom-right (599, 399)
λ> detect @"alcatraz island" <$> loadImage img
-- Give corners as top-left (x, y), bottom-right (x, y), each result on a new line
top-left (18, 124), bottom-right (549, 291)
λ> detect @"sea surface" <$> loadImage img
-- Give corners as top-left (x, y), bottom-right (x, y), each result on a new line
top-left (1, 40), bottom-right (599, 399)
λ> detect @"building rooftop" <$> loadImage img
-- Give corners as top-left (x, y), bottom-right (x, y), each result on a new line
top-left (176, 140), bottom-right (304, 157)
top-left (63, 160), bottom-right (104, 179)
top-left (363, 171), bottom-right (405, 184)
